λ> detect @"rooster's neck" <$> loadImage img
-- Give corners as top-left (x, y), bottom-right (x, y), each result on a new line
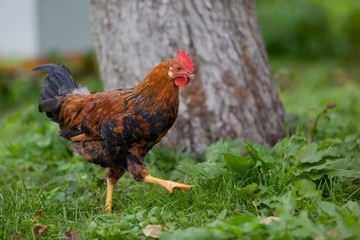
top-left (127, 64), bottom-right (180, 110)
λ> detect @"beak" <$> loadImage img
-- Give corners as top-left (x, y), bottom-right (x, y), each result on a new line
top-left (187, 73), bottom-right (196, 80)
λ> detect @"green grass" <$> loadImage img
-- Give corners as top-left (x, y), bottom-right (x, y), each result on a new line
top-left (1, 58), bottom-right (360, 239)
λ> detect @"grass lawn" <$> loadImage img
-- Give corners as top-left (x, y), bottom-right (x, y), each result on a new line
top-left (0, 58), bottom-right (359, 239)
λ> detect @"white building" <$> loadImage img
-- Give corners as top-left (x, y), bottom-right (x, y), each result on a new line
top-left (0, 0), bottom-right (93, 59)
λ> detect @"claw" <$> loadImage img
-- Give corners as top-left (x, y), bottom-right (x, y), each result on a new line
top-left (143, 175), bottom-right (194, 194)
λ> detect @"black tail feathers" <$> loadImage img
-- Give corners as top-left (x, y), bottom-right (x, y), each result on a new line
top-left (34, 63), bottom-right (89, 119)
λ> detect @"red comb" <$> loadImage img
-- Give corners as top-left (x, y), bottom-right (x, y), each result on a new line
top-left (176, 50), bottom-right (194, 73)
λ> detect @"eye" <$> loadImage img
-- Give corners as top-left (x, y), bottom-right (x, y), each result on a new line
top-left (177, 66), bottom-right (181, 71)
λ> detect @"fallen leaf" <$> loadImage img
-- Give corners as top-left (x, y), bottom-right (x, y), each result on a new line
top-left (30, 206), bottom-right (44, 223)
top-left (315, 235), bottom-right (325, 240)
top-left (64, 230), bottom-right (81, 240)
top-left (253, 201), bottom-right (260, 217)
top-left (143, 224), bottom-right (161, 239)
top-left (57, 220), bottom-right (65, 228)
top-left (12, 237), bottom-right (21, 240)
top-left (326, 231), bottom-right (343, 239)
top-left (33, 225), bottom-right (48, 238)
top-left (260, 216), bottom-right (280, 225)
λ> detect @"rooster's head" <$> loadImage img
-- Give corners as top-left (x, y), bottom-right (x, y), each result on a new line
top-left (168, 50), bottom-right (195, 86)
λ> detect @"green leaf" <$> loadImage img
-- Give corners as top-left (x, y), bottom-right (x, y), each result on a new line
top-left (47, 176), bottom-right (64, 185)
top-left (53, 192), bottom-right (65, 202)
top-left (319, 201), bottom-right (337, 217)
top-left (160, 228), bottom-right (213, 240)
top-left (236, 183), bottom-right (259, 196)
top-left (177, 162), bottom-right (226, 179)
top-left (307, 172), bottom-right (327, 180)
top-left (162, 212), bottom-right (172, 220)
top-left (205, 138), bottom-right (240, 163)
top-left (36, 136), bottom-right (52, 148)
top-left (300, 151), bottom-right (326, 163)
top-left (294, 179), bottom-right (319, 198)
top-left (136, 210), bottom-right (146, 221)
top-left (243, 140), bottom-right (259, 161)
top-left (273, 137), bottom-right (302, 160)
top-left (200, 162), bottom-right (227, 179)
top-left (177, 162), bottom-right (206, 177)
top-left (295, 159), bottom-right (336, 173)
top-left (292, 211), bottom-right (323, 237)
top-left (285, 142), bottom-right (301, 159)
top-left (217, 209), bottom-right (227, 220)
top-left (49, 187), bottom-right (61, 196)
top-left (223, 153), bottom-right (255, 174)
top-left (343, 201), bottom-right (360, 217)
top-left (224, 214), bottom-right (256, 226)
top-left (297, 144), bottom-right (337, 163)
top-left (326, 169), bottom-right (359, 178)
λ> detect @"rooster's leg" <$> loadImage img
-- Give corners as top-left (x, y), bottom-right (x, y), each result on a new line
top-left (143, 175), bottom-right (193, 194)
top-left (105, 177), bottom-right (114, 213)
top-left (127, 154), bottom-right (193, 194)
top-left (105, 166), bottom-right (125, 213)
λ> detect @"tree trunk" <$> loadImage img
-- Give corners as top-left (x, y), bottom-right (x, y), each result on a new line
top-left (89, 0), bottom-right (286, 152)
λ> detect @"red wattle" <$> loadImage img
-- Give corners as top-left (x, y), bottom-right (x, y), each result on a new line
top-left (175, 77), bottom-right (190, 86)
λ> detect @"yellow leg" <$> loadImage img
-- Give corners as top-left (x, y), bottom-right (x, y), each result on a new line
top-left (143, 175), bottom-right (193, 194)
top-left (105, 178), bottom-right (114, 213)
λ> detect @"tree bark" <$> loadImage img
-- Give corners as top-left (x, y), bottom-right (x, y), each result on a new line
top-left (90, 0), bottom-right (286, 152)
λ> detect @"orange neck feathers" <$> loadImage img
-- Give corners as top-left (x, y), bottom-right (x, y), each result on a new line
top-left (127, 60), bottom-right (180, 107)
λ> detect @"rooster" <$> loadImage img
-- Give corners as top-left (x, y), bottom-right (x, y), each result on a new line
top-left (34, 50), bottom-right (195, 213)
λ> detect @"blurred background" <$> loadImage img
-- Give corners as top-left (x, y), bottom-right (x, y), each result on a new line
top-left (0, 0), bottom-right (98, 119)
top-left (0, 0), bottom-right (359, 120)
